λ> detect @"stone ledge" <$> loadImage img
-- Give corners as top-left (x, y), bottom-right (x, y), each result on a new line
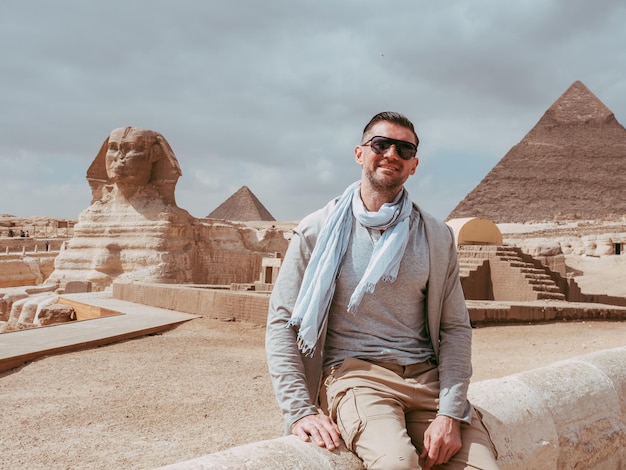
top-left (157, 435), bottom-right (362, 470)
top-left (157, 347), bottom-right (626, 469)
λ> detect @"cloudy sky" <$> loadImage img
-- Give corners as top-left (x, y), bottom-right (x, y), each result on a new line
top-left (1, 1), bottom-right (625, 222)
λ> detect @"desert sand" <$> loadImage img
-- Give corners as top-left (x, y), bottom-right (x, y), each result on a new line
top-left (1, 254), bottom-right (625, 469)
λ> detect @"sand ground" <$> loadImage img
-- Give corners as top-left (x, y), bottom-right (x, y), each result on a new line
top-left (1, 253), bottom-right (625, 469)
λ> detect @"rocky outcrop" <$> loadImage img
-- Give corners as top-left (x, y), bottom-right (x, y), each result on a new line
top-left (37, 304), bottom-right (76, 326)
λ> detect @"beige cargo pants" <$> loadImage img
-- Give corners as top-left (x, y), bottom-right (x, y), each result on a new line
top-left (320, 357), bottom-right (499, 470)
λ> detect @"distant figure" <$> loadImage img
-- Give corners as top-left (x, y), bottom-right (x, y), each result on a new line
top-left (19, 230), bottom-right (25, 237)
top-left (86, 126), bottom-right (182, 206)
top-left (45, 240), bottom-right (50, 252)
top-left (26, 231), bottom-right (29, 237)
top-left (8, 229), bottom-right (14, 237)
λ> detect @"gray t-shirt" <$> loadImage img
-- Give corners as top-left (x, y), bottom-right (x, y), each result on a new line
top-left (323, 213), bottom-right (435, 370)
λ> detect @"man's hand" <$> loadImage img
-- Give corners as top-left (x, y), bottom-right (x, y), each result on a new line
top-left (290, 413), bottom-right (342, 451)
top-left (419, 415), bottom-right (462, 469)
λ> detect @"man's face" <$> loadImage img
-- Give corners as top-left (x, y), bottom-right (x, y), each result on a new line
top-left (354, 121), bottom-right (419, 192)
top-left (105, 128), bottom-right (155, 186)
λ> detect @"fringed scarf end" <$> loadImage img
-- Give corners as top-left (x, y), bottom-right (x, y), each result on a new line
top-left (296, 336), bottom-right (316, 358)
top-left (286, 316), bottom-right (302, 329)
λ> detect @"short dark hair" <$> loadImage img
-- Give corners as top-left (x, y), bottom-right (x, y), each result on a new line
top-left (361, 111), bottom-right (419, 147)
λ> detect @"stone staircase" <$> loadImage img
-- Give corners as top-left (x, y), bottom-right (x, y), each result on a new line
top-left (458, 257), bottom-right (488, 278)
top-left (457, 245), bottom-right (566, 301)
top-left (494, 246), bottom-right (565, 300)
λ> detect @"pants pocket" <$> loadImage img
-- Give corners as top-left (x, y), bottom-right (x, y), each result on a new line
top-left (331, 388), bottom-right (366, 451)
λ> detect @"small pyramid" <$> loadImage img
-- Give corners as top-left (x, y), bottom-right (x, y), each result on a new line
top-left (448, 81), bottom-right (626, 223)
top-left (207, 186), bottom-right (275, 221)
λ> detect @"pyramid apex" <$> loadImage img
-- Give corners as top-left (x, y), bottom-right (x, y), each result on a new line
top-left (544, 80), bottom-right (613, 124)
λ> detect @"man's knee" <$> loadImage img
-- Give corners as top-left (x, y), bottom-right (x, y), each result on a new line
top-left (362, 445), bottom-right (420, 470)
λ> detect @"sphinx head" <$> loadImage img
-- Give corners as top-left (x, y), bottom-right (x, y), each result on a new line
top-left (87, 127), bottom-right (182, 205)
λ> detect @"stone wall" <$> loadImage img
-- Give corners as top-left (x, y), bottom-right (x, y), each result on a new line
top-left (113, 282), bottom-right (271, 325)
top-left (0, 253), bottom-right (57, 288)
top-left (112, 282), bottom-right (626, 328)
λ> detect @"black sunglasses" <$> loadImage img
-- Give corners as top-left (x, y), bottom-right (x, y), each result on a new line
top-left (361, 136), bottom-right (417, 160)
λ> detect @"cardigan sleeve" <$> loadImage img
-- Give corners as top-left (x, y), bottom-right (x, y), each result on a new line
top-left (265, 203), bottom-right (333, 432)
top-left (424, 213), bottom-right (474, 423)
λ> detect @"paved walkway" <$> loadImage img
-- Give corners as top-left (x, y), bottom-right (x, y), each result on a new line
top-left (0, 292), bottom-right (199, 373)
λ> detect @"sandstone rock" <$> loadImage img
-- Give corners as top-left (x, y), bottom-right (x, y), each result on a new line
top-left (0, 290), bottom-right (28, 322)
top-left (63, 281), bottom-right (93, 294)
top-left (37, 304), bottom-right (76, 326)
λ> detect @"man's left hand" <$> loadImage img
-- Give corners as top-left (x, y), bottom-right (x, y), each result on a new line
top-left (419, 415), bottom-right (462, 469)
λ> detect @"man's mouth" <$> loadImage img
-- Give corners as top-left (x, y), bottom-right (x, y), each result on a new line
top-left (378, 164), bottom-right (398, 172)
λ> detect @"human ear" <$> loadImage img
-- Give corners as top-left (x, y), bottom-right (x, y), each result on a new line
top-left (354, 145), bottom-right (364, 165)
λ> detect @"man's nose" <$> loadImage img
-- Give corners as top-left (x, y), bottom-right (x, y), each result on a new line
top-left (383, 144), bottom-right (401, 159)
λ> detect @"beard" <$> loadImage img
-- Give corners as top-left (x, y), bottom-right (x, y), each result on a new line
top-left (362, 165), bottom-right (408, 193)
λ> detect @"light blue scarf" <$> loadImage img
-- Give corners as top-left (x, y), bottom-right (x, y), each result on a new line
top-left (287, 181), bottom-right (413, 357)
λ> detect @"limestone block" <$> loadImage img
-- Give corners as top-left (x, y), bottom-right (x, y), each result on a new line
top-left (156, 435), bottom-right (363, 470)
top-left (557, 236), bottom-right (583, 255)
top-left (520, 239), bottom-right (562, 257)
top-left (36, 303), bottom-right (75, 326)
top-left (581, 234), bottom-right (612, 256)
top-left (0, 290), bottom-right (28, 321)
top-left (16, 294), bottom-right (58, 328)
top-left (7, 296), bottom-right (30, 329)
top-left (469, 347), bottom-right (626, 469)
top-left (32, 295), bottom-right (61, 325)
top-left (64, 281), bottom-right (92, 294)
top-left (0, 257), bottom-right (40, 288)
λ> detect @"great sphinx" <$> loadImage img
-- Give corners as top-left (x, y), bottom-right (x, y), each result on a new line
top-left (48, 127), bottom-right (197, 290)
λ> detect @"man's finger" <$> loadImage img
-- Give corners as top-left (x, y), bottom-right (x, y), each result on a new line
top-left (423, 443), bottom-right (441, 470)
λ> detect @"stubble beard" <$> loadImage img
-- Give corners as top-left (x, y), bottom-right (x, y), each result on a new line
top-left (363, 166), bottom-right (406, 195)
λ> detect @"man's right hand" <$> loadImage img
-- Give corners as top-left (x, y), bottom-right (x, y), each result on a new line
top-left (290, 413), bottom-right (342, 451)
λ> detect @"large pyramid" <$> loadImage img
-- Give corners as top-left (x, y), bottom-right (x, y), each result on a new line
top-left (448, 81), bottom-right (626, 223)
top-left (207, 186), bottom-right (275, 221)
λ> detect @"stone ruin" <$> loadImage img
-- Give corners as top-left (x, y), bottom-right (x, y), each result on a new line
top-left (1, 126), bottom-right (291, 331)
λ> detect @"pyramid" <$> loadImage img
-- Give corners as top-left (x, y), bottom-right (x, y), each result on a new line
top-left (448, 81), bottom-right (626, 223)
top-left (207, 186), bottom-right (275, 221)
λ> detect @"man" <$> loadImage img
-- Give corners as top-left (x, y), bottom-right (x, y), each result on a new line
top-left (266, 112), bottom-right (498, 469)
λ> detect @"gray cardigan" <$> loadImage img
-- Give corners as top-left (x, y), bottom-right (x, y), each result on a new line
top-left (266, 199), bottom-right (473, 432)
